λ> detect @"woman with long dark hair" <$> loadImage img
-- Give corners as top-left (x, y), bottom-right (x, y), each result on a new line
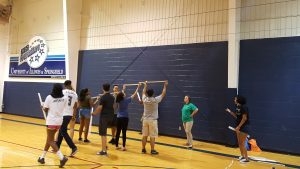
top-left (78, 88), bottom-right (93, 142)
top-left (226, 95), bottom-right (250, 163)
top-left (115, 84), bottom-right (140, 150)
top-left (38, 83), bottom-right (68, 168)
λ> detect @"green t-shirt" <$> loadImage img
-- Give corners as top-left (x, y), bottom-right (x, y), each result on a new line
top-left (181, 103), bottom-right (198, 122)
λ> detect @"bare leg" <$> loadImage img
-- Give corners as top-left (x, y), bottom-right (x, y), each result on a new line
top-left (142, 136), bottom-right (147, 149)
top-left (236, 133), bottom-right (243, 156)
top-left (78, 117), bottom-right (85, 139)
top-left (111, 127), bottom-right (116, 139)
top-left (84, 118), bottom-right (90, 140)
top-left (150, 137), bottom-right (155, 150)
top-left (238, 132), bottom-right (249, 160)
top-left (46, 129), bottom-right (59, 152)
top-left (102, 136), bottom-right (107, 151)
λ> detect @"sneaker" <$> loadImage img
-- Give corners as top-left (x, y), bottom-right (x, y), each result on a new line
top-left (69, 147), bottom-right (78, 157)
top-left (83, 139), bottom-right (90, 143)
top-left (59, 156), bottom-right (68, 168)
top-left (96, 151), bottom-right (107, 156)
top-left (186, 144), bottom-right (193, 149)
top-left (240, 158), bottom-right (250, 163)
top-left (108, 138), bottom-right (115, 144)
top-left (116, 146), bottom-right (121, 150)
top-left (37, 157), bottom-right (45, 164)
top-left (237, 156), bottom-right (244, 161)
top-left (122, 147), bottom-right (127, 151)
top-left (141, 148), bottom-right (146, 154)
top-left (151, 150), bottom-right (159, 155)
top-left (78, 138), bottom-right (82, 141)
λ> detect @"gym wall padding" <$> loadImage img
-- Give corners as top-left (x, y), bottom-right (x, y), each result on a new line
top-left (239, 37), bottom-right (300, 155)
top-left (3, 81), bottom-right (55, 119)
top-left (77, 42), bottom-right (236, 145)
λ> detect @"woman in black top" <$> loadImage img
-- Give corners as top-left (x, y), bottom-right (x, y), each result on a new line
top-left (226, 95), bottom-right (250, 163)
top-left (78, 88), bottom-right (93, 142)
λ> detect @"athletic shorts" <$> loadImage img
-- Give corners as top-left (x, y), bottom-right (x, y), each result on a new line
top-left (79, 108), bottom-right (91, 119)
top-left (142, 119), bottom-right (158, 137)
top-left (108, 114), bottom-right (117, 127)
top-left (98, 115), bottom-right (114, 136)
top-left (47, 125), bottom-right (61, 130)
top-left (240, 124), bottom-right (250, 134)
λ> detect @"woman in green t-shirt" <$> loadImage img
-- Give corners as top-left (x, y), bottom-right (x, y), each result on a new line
top-left (181, 95), bottom-right (198, 148)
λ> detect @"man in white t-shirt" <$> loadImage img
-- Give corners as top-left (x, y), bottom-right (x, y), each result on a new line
top-left (141, 80), bottom-right (168, 155)
top-left (56, 80), bottom-right (78, 157)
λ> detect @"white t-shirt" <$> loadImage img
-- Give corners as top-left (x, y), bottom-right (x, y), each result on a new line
top-left (63, 89), bottom-right (78, 116)
top-left (44, 95), bottom-right (67, 125)
top-left (142, 94), bottom-right (163, 120)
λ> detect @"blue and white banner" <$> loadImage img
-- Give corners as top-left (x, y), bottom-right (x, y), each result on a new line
top-left (9, 55), bottom-right (66, 78)
top-left (9, 36), bottom-right (66, 78)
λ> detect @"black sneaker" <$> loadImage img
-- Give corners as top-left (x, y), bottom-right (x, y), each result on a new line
top-left (96, 151), bottom-right (107, 156)
top-left (141, 148), bottom-right (146, 154)
top-left (78, 138), bottom-right (82, 141)
top-left (70, 147), bottom-right (78, 157)
top-left (83, 139), bottom-right (90, 143)
top-left (37, 157), bottom-right (45, 164)
top-left (59, 156), bottom-right (68, 168)
top-left (151, 150), bottom-right (159, 155)
top-left (108, 138), bottom-right (115, 144)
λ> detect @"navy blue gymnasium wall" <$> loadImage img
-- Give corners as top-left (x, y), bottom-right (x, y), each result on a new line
top-left (3, 82), bottom-right (56, 119)
top-left (78, 42), bottom-right (237, 145)
top-left (239, 37), bottom-right (300, 154)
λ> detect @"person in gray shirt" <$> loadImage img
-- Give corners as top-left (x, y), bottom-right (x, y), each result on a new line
top-left (141, 80), bottom-right (168, 155)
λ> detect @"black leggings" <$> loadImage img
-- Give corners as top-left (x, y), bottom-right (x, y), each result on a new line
top-left (115, 117), bottom-right (129, 147)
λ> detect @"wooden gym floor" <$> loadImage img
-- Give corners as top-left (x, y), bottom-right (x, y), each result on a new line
top-left (0, 113), bottom-right (299, 169)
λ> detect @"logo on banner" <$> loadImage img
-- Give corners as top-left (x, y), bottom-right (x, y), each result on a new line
top-left (19, 36), bottom-right (48, 68)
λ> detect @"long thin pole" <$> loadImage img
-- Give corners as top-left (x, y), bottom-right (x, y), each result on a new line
top-left (37, 93), bottom-right (46, 120)
top-left (123, 83), bottom-right (139, 86)
top-left (140, 80), bottom-right (166, 84)
top-left (88, 108), bottom-right (93, 137)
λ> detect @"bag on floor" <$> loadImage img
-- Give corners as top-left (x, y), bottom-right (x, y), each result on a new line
top-left (248, 139), bottom-right (262, 152)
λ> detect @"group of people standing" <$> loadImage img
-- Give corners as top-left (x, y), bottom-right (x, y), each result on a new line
top-left (37, 79), bottom-right (250, 167)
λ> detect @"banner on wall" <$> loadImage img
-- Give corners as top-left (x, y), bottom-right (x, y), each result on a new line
top-left (9, 36), bottom-right (66, 78)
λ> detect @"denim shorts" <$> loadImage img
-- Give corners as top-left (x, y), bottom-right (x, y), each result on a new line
top-left (79, 108), bottom-right (91, 119)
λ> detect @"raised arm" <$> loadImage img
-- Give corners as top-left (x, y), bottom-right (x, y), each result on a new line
top-left (160, 80), bottom-right (168, 99)
top-left (130, 83), bottom-right (141, 99)
top-left (142, 81), bottom-right (147, 96)
top-left (122, 84), bottom-right (126, 93)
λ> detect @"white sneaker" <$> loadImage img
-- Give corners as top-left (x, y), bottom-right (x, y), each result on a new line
top-left (237, 156), bottom-right (244, 160)
top-left (240, 158), bottom-right (250, 163)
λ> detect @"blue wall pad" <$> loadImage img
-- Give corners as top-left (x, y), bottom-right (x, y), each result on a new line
top-left (3, 81), bottom-right (56, 119)
top-left (239, 37), bottom-right (300, 155)
top-left (77, 42), bottom-right (233, 145)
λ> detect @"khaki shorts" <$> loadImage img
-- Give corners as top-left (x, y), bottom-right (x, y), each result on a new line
top-left (142, 119), bottom-right (158, 137)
